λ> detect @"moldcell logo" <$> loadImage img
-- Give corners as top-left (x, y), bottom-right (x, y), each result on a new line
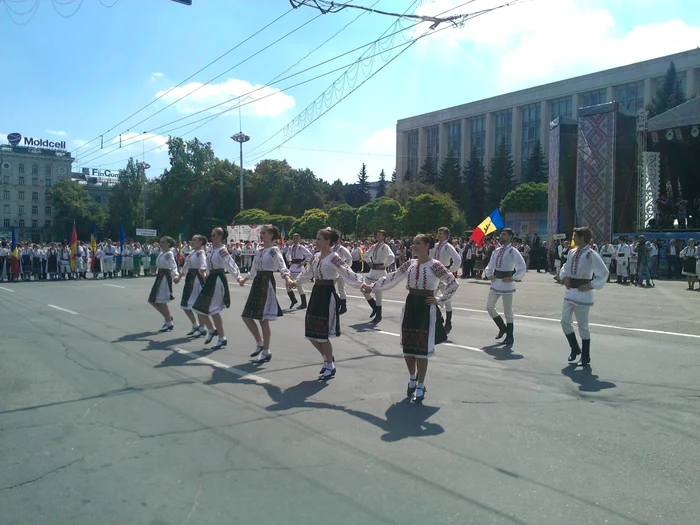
top-left (7, 132), bottom-right (22, 147)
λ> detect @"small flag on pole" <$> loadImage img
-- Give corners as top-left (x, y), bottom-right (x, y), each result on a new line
top-left (70, 221), bottom-right (78, 272)
top-left (470, 209), bottom-right (505, 246)
top-left (90, 223), bottom-right (98, 271)
top-left (10, 228), bottom-right (20, 278)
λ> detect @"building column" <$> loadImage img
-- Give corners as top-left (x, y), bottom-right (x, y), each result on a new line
top-left (686, 68), bottom-right (697, 98)
top-left (606, 86), bottom-right (615, 105)
top-left (418, 127), bottom-right (427, 171)
top-left (461, 118), bottom-right (471, 166)
top-left (643, 78), bottom-right (654, 109)
top-left (572, 93), bottom-right (581, 119)
top-left (396, 130), bottom-right (408, 182)
top-left (438, 122), bottom-right (448, 168)
top-left (511, 106), bottom-right (522, 180)
top-left (540, 100), bottom-right (550, 157)
top-left (484, 112), bottom-right (495, 168)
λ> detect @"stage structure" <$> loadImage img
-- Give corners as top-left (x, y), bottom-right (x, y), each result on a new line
top-left (575, 102), bottom-right (637, 243)
top-left (547, 116), bottom-right (578, 246)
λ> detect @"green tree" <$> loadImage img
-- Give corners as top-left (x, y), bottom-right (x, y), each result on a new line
top-left (500, 182), bottom-right (548, 213)
top-left (356, 163), bottom-right (371, 206)
top-left (391, 169), bottom-right (397, 184)
top-left (647, 61), bottom-right (687, 118)
top-left (401, 193), bottom-right (464, 236)
top-left (48, 180), bottom-right (106, 241)
top-left (107, 158), bottom-right (146, 239)
top-left (403, 168), bottom-right (413, 183)
top-left (437, 153), bottom-right (462, 205)
top-left (233, 208), bottom-right (271, 225)
top-left (386, 180), bottom-right (438, 205)
top-left (522, 140), bottom-right (548, 184)
top-left (268, 214), bottom-right (296, 233)
top-left (327, 204), bottom-right (358, 236)
top-left (376, 169), bottom-right (387, 198)
top-left (462, 147), bottom-right (486, 227)
top-left (247, 160), bottom-right (325, 217)
top-left (292, 208), bottom-right (329, 239)
top-left (327, 178), bottom-right (345, 203)
top-left (356, 197), bottom-right (404, 236)
top-left (418, 155), bottom-right (438, 186)
top-left (486, 137), bottom-right (516, 212)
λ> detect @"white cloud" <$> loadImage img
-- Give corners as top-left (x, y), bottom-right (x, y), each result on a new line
top-left (414, 0), bottom-right (700, 85)
top-left (0, 132), bottom-right (7, 144)
top-left (73, 139), bottom-right (89, 148)
top-left (156, 78), bottom-right (296, 118)
top-left (112, 132), bottom-right (169, 153)
top-left (360, 128), bottom-right (396, 156)
top-left (45, 129), bottom-right (67, 136)
top-left (150, 72), bottom-right (165, 82)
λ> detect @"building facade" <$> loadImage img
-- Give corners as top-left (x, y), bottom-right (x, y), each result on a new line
top-left (0, 143), bottom-right (74, 243)
top-left (71, 172), bottom-right (116, 210)
top-left (396, 49), bottom-right (700, 182)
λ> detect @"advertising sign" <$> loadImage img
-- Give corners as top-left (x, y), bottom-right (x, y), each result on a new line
top-left (6, 132), bottom-right (66, 150)
top-left (136, 228), bottom-right (158, 237)
top-left (82, 167), bottom-right (120, 178)
top-left (227, 224), bottom-right (262, 243)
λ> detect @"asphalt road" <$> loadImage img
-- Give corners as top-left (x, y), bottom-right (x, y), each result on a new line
top-left (1, 272), bottom-right (699, 525)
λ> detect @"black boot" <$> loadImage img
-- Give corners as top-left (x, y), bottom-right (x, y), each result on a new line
top-left (367, 298), bottom-right (378, 318)
top-left (296, 294), bottom-right (307, 310)
top-left (338, 299), bottom-right (347, 315)
top-left (288, 291), bottom-right (297, 308)
top-left (578, 339), bottom-right (591, 366)
top-left (565, 332), bottom-right (581, 362)
top-left (492, 316), bottom-right (507, 339)
top-left (371, 305), bottom-right (382, 323)
top-left (445, 311), bottom-right (453, 334)
top-left (504, 323), bottom-right (514, 345)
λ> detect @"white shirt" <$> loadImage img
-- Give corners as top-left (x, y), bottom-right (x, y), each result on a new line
top-left (183, 249), bottom-right (208, 273)
top-left (332, 243), bottom-right (353, 266)
top-left (371, 259), bottom-right (458, 306)
top-left (287, 243), bottom-right (313, 274)
top-left (295, 252), bottom-right (364, 287)
top-left (156, 250), bottom-right (179, 278)
top-left (247, 246), bottom-right (290, 279)
top-left (430, 240), bottom-right (462, 273)
top-left (559, 245), bottom-right (609, 307)
top-left (484, 244), bottom-right (527, 294)
top-left (208, 246), bottom-right (239, 278)
top-left (364, 242), bottom-right (396, 279)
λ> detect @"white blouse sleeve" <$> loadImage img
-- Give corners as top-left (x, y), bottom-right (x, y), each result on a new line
top-left (372, 260), bottom-right (411, 292)
top-left (246, 249), bottom-right (260, 280)
top-left (512, 249), bottom-right (527, 281)
top-left (590, 251), bottom-right (609, 290)
top-left (294, 255), bottom-right (316, 285)
top-left (433, 261), bottom-right (459, 305)
top-left (330, 253), bottom-right (364, 289)
top-left (164, 251), bottom-right (179, 279)
top-left (270, 247), bottom-right (290, 277)
top-left (217, 247), bottom-right (239, 279)
top-left (445, 243), bottom-right (462, 273)
top-left (197, 251), bottom-right (208, 272)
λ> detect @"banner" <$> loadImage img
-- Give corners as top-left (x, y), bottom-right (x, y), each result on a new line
top-left (227, 224), bottom-right (262, 243)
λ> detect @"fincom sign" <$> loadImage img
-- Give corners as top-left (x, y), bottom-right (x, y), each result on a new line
top-left (6, 132), bottom-right (66, 150)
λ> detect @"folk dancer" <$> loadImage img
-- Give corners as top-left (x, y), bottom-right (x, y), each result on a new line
top-left (429, 227), bottom-right (462, 334)
top-left (239, 225), bottom-right (291, 362)
top-left (31, 244), bottom-right (43, 280)
top-left (292, 228), bottom-right (365, 381)
top-left (76, 242), bottom-right (88, 279)
top-left (599, 241), bottom-right (614, 282)
top-left (92, 243), bottom-right (102, 279)
top-left (361, 230), bottom-right (395, 323)
top-left (616, 237), bottom-right (630, 284)
top-left (21, 243), bottom-right (32, 281)
top-left (680, 239), bottom-right (699, 290)
top-left (364, 234), bottom-right (458, 403)
top-left (0, 240), bottom-right (8, 282)
top-left (147, 237), bottom-right (179, 332)
top-left (47, 243), bottom-right (59, 280)
top-left (560, 227), bottom-right (609, 366)
top-left (628, 238), bottom-right (639, 285)
top-left (59, 242), bottom-right (71, 280)
top-left (484, 228), bottom-right (527, 345)
top-left (331, 236), bottom-right (353, 315)
top-left (102, 240), bottom-right (117, 279)
top-left (285, 233), bottom-right (312, 309)
top-left (174, 235), bottom-right (209, 337)
top-left (192, 228), bottom-right (241, 350)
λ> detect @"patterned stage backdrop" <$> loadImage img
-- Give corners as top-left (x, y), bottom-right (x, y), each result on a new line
top-left (576, 111), bottom-right (617, 244)
top-left (642, 152), bottom-right (661, 226)
top-left (547, 120), bottom-right (561, 248)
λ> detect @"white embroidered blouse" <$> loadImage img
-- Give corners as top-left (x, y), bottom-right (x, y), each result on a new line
top-left (156, 249), bottom-right (179, 278)
top-left (484, 244), bottom-right (527, 294)
top-left (208, 246), bottom-right (240, 278)
top-left (295, 252), bottom-right (364, 288)
top-left (247, 246), bottom-right (289, 279)
top-left (370, 259), bottom-right (458, 305)
top-left (182, 249), bottom-right (208, 273)
top-left (559, 245), bottom-right (609, 307)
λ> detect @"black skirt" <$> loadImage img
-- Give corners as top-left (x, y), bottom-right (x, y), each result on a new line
top-left (193, 269), bottom-right (229, 315)
top-left (401, 289), bottom-right (447, 358)
top-left (22, 255), bottom-right (31, 273)
top-left (305, 280), bottom-right (340, 341)
top-left (242, 271), bottom-right (282, 320)
top-left (181, 269), bottom-right (205, 309)
top-left (47, 255), bottom-right (58, 273)
top-left (148, 269), bottom-right (174, 303)
top-left (682, 257), bottom-right (697, 275)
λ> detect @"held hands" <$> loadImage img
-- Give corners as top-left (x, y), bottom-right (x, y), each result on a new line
top-left (237, 277), bottom-right (247, 287)
top-left (286, 277), bottom-right (296, 289)
top-left (173, 276), bottom-right (181, 284)
top-left (361, 283), bottom-right (373, 294)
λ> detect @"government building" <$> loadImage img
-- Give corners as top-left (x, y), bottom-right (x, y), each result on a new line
top-left (396, 48), bottom-right (700, 182)
top-left (0, 136), bottom-right (74, 243)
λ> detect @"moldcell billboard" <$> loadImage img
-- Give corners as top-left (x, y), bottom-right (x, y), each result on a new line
top-left (7, 132), bottom-right (66, 150)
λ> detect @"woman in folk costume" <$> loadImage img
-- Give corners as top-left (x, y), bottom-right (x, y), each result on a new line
top-left (147, 236), bottom-right (179, 332)
top-left (363, 234), bottom-right (458, 403)
top-left (132, 242), bottom-right (142, 277)
top-left (238, 225), bottom-right (291, 363)
top-left (192, 227), bottom-right (241, 350)
top-left (680, 238), bottom-right (699, 290)
top-left (174, 234), bottom-right (209, 337)
top-left (292, 228), bottom-right (365, 381)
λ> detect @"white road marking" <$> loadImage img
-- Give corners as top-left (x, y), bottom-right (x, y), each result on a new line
top-left (102, 284), bottom-right (125, 289)
top-left (0, 286), bottom-right (15, 293)
top-left (170, 347), bottom-right (270, 384)
top-left (346, 295), bottom-right (700, 340)
top-left (47, 304), bottom-right (79, 315)
top-left (376, 330), bottom-right (484, 353)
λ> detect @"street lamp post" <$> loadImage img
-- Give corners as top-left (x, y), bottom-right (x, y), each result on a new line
top-left (138, 161), bottom-right (150, 228)
top-left (231, 132), bottom-right (250, 213)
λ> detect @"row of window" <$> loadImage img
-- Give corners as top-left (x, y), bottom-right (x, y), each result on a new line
top-left (2, 218), bottom-right (50, 229)
top-left (1, 164), bottom-right (54, 176)
top-left (1, 175), bottom-right (52, 186)
top-left (3, 190), bottom-right (47, 202)
top-left (2, 204), bottom-right (52, 215)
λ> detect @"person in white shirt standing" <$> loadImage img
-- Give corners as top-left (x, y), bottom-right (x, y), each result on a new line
top-left (332, 236), bottom-right (353, 315)
top-left (559, 227), bottom-right (609, 366)
top-left (286, 233), bottom-right (313, 309)
top-left (484, 228), bottom-right (527, 345)
top-left (361, 230), bottom-right (396, 323)
top-left (430, 227), bottom-right (462, 334)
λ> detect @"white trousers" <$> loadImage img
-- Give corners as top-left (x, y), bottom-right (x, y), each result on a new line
top-left (335, 278), bottom-right (346, 300)
top-left (560, 302), bottom-right (590, 340)
top-left (290, 273), bottom-right (306, 296)
top-left (486, 290), bottom-right (513, 322)
top-left (102, 258), bottom-right (115, 273)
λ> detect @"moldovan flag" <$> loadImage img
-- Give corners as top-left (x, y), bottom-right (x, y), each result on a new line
top-left (70, 221), bottom-right (78, 272)
top-left (470, 208), bottom-right (505, 246)
top-left (178, 224), bottom-right (184, 250)
top-left (10, 228), bottom-right (20, 277)
top-left (90, 223), bottom-right (98, 271)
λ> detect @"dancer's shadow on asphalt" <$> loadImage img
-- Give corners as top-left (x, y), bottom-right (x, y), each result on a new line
top-left (481, 343), bottom-right (524, 361)
top-left (561, 365), bottom-right (617, 393)
top-left (347, 322), bottom-right (380, 332)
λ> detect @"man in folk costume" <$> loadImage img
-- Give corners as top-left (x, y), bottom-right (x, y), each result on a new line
top-left (286, 233), bottom-right (313, 309)
top-left (76, 242), bottom-right (87, 279)
top-left (21, 242), bottom-right (33, 281)
top-left (59, 241), bottom-right (72, 279)
top-left (102, 239), bottom-right (116, 279)
top-left (361, 230), bottom-right (396, 323)
top-left (0, 240), bottom-right (8, 282)
top-left (616, 236), bottom-right (630, 284)
top-left (599, 241), bottom-right (614, 282)
top-left (331, 235), bottom-right (353, 315)
top-left (430, 227), bottom-right (462, 334)
top-left (484, 228), bottom-right (527, 345)
top-left (46, 243), bottom-right (59, 280)
top-left (559, 227), bottom-right (609, 366)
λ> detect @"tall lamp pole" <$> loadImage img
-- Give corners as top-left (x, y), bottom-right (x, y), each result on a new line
top-left (138, 161), bottom-right (150, 228)
top-left (231, 132), bottom-right (249, 212)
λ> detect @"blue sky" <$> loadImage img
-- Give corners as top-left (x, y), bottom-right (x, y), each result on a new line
top-left (1, 0), bottom-right (699, 184)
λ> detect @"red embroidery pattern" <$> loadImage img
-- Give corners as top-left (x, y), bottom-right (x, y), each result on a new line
top-left (431, 261), bottom-right (448, 279)
top-left (495, 245), bottom-right (510, 268)
top-left (571, 246), bottom-right (589, 275)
